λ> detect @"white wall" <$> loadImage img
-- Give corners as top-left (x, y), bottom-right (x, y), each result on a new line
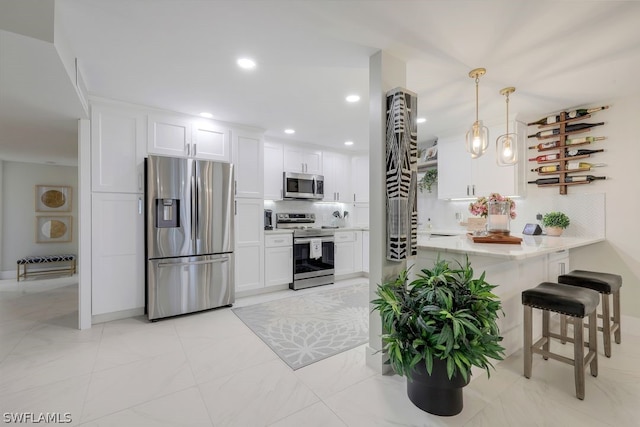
top-left (417, 95), bottom-right (640, 317)
top-left (1, 161), bottom-right (78, 274)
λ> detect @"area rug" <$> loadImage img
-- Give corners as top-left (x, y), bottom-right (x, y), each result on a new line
top-left (232, 283), bottom-right (369, 370)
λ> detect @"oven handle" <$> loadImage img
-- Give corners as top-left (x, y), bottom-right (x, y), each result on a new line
top-left (294, 237), bottom-right (335, 244)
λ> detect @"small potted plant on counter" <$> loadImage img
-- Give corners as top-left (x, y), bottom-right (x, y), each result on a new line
top-left (542, 211), bottom-right (570, 236)
top-left (371, 257), bottom-right (504, 416)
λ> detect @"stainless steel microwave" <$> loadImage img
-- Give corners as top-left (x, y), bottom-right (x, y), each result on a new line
top-left (283, 172), bottom-right (324, 200)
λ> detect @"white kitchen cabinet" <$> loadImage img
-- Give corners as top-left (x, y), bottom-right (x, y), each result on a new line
top-left (233, 129), bottom-right (263, 199)
top-left (192, 121), bottom-right (231, 162)
top-left (548, 250), bottom-right (570, 281)
top-left (264, 234), bottom-right (293, 287)
top-left (91, 103), bottom-right (146, 193)
top-left (284, 146), bottom-right (322, 174)
top-left (323, 151), bottom-right (352, 202)
top-left (91, 193), bottom-right (144, 316)
top-left (362, 230), bottom-right (369, 273)
top-left (235, 198), bottom-right (264, 292)
top-left (148, 114), bottom-right (231, 162)
top-left (437, 121), bottom-right (526, 199)
top-left (334, 230), bottom-right (362, 276)
top-left (351, 155), bottom-right (369, 203)
top-left (264, 141), bottom-right (284, 200)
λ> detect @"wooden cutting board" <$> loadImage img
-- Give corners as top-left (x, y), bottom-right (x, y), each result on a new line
top-left (467, 233), bottom-right (523, 244)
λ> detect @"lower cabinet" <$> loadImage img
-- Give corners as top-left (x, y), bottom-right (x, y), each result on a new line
top-left (235, 199), bottom-right (264, 292)
top-left (91, 192), bottom-right (144, 316)
top-left (548, 250), bottom-right (570, 281)
top-left (334, 231), bottom-right (363, 276)
top-left (264, 234), bottom-right (293, 287)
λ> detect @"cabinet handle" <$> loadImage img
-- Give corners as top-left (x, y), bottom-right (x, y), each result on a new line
top-left (337, 192), bottom-right (340, 200)
top-left (138, 197), bottom-right (142, 215)
top-left (235, 180), bottom-right (237, 195)
top-left (472, 185), bottom-right (476, 196)
top-left (353, 193), bottom-right (356, 202)
top-left (274, 239), bottom-right (284, 243)
top-left (466, 185), bottom-right (470, 196)
top-left (186, 144), bottom-right (190, 156)
top-left (234, 200), bottom-right (237, 215)
top-left (138, 173), bottom-right (143, 191)
top-left (193, 143), bottom-right (197, 156)
top-left (559, 262), bottom-right (566, 275)
top-left (301, 162), bottom-right (304, 172)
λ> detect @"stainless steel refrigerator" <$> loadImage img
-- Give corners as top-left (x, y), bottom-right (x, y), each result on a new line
top-left (145, 155), bottom-right (234, 320)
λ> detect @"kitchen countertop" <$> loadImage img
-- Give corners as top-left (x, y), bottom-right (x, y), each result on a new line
top-left (264, 227), bottom-right (368, 234)
top-left (418, 234), bottom-right (604, 260)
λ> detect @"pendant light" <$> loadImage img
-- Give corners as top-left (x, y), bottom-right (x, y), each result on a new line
top-left (496, 87), bottom-right (518, 166)
top-left (465, 68), bottom-right (489, 159)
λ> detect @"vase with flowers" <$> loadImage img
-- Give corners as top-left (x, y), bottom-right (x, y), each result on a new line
top-left (469, 193), bottom-right (517, 235)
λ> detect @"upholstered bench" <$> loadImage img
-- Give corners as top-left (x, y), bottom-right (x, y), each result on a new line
top-left (16, 254), bottom-right (76, 281)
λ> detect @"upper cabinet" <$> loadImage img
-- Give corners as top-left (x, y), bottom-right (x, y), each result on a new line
top-left (283, 146), bottom-right (323, 174)
top-left (91, 103), bottom-right (146, 193)
top-left (323, 151), bottom-right (352, 202)
top-left (351, 155), bottom-right (369, 203)
top-left (148, 114), bottom-right (231, 162)
top-left (264, 141), bottom-right (284, 200)
top-left (437, 121), bottom-right (526, 199)
top-left (232, 129), bottom-right (264, 199)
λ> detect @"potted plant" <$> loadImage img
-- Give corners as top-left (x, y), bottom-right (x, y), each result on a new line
top-left (542, 211), bottom-right (570, 236)
top-left (372, 258), bottom-right (504, 416)
top-left (418, 169), bottom-right (438, 193)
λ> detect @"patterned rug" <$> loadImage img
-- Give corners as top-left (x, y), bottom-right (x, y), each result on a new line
top-left (232, 283), bottom-right (369, 370)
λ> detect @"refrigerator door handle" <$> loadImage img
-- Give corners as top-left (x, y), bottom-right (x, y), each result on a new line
top-left (191, 173), bottom-right (197, 243)
top-left (157, 258), bottom-right (228, 268)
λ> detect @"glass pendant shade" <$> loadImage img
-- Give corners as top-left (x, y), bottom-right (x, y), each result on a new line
top-left (496, 133), bottom-right (518, 166)
top-left (496, 86), bottom-right (518, 166)
top-left (465, 120), bottom-right (489, 158)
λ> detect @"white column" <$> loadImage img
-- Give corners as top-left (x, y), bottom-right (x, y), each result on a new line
top-left (367, 51), bottom-right (409, 373)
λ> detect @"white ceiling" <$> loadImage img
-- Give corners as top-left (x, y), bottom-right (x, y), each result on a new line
top-left (2, 0), bottom-right (640, 165)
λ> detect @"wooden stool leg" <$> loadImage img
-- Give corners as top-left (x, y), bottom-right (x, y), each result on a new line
top-left (573, 316), bottom-right (585, 400)
top-left (542, 310), bottom-right (550, 360)
top-left (613, 290), bottom-right (621, 344)
top-left (524, 305), bottom-right (533, 379)
top-left (560, 314), bottom-right (567, 344)
top-left (589, 311), bottom-right (598, 378)
top-left (602, 293), bottom-right (612, 357)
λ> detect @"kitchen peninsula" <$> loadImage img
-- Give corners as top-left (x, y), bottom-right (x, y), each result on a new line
top-left (415, 234), bottom-right (604, 358)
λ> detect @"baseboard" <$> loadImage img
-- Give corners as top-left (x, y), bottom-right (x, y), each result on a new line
top-left (92, 307), bottom-right (144, 324)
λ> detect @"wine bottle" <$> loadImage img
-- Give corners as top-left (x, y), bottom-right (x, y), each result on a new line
top-left (528, 153), bottom-right (559, 162)
top-left (531, 165), bottom-right (561, 173)
top-left (528, 140), bottom-right (560, 150)
top-left (566, 161), bottom-right (606, 170)
top-left (566, 148), bottom-right (604, 157)
top-left (526, 106), bottom-right (609, 126)
top-left (527, 122), bottom-right (605, 139)
top-left (528, 175), bottom-right (606, 185)
top-left (528, 136), bottom-right (605, 150)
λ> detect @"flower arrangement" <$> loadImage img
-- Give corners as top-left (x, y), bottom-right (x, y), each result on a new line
top-left (469, 193), bottom-right (516, 219)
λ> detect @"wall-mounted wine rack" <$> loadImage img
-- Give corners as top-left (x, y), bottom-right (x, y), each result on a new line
top-left (527, 107), bottom-right (608, 195)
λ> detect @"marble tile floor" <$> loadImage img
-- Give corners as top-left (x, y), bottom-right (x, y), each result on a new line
top-left (1, 275), bottom-right (639, 426)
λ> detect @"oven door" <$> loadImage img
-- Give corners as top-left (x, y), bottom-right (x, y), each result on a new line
top-left (293, 236), bottom-right (335, 280)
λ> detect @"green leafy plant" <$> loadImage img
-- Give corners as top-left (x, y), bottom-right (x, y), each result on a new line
top-left (371, 257), bottom-right (504, 382)
top-left (542, 211), bottom-right (570, 229)
top-left (418, 169), bottom-right (438, 193)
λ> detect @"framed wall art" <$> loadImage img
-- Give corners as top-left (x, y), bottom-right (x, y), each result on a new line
top-left (35, 185), bottom-right (72, 212)
top-left (36, 216), bottom-right (73, 243)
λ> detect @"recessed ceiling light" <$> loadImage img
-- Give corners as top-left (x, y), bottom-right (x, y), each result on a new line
top-left (344, 141), bottom-right (354, 146)
top-left (346, 95), bottom-right (360, 103)
top-left (237, 57), bottom-right (256, 70)
top-left (284, 129), bottom-right (295, 134)
top-left (417, 117), bottom-right (427, 124)
top-left (200, 112), bottom-right (213, 118)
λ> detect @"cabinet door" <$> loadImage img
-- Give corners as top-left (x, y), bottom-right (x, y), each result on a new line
top-left (324, 151), bottom-right (352, 202)
top-left (233, 130), bottom-right (263, 198)
top-left (193, 121), bottom-right (231, 162)
top-left (235, 199), bottom-right (264, 292)
top-left (548, 250), bottom-right (570, 282)
top-left (353, 231), bottom-right (363, 273)
top-left (351, 155), bottom-right (369, 203)
top-left (437, 133), bottom-right (472, 199)
top-left (284, 147), bottom-right (323, 174)
top-left (335, 241), bottom-right (355, 276)
top-left (91, 193), bottom-right (144, 315)
top-left (302, 150), bottom-right (323, 174)
top-left (91, 104), bottom-right (145, 193)
top-left (147, 114), bottom-right (190, 157)
top-left (265, 246), bottom-right (293, 286)
top-left (264, 142), bottom-right (284, 200)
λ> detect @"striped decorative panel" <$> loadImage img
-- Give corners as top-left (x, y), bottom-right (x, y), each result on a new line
top-left (386, 87), bottom-right (418, 261)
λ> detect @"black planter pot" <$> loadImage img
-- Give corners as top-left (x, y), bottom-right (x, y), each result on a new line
top-left (406, 358), bottom-right (471, 416)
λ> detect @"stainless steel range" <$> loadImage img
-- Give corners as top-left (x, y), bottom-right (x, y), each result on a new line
top-left (276, 213), bottom-right (335, 290)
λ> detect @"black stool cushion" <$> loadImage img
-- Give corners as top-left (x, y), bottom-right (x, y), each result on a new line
top-left (522, 282), bottom-right (599, 318)
top-left (558, 270), bottom-right (622, 294)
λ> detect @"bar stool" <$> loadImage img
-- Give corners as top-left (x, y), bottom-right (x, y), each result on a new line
top-left (522, 282), bottom-right (599, 400)
top-left (558, 270), bottom-right (622, 358)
